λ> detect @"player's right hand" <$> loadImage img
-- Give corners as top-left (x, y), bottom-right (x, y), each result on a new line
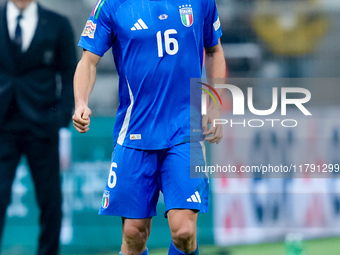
top-left (72, 106), bottom-right (92, 133)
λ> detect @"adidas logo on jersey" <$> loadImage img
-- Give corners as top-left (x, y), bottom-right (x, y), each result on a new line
top-left (131, 19), bottom-right (148, 31)
top-left (186, 191), bottom-right (201, 203)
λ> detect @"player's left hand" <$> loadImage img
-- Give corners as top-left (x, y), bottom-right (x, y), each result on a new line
top-left (72, 106), bottom-right (92, 133)
top-left (202, 107), bottom-right (223, 144)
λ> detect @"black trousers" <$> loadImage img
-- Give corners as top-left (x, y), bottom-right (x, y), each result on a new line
top-left (0, 128), bottom-right (62, 255)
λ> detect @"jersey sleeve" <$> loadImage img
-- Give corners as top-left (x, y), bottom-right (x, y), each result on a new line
top-left (78, 0), bottom-right (113, 57)
top-left (203, 0), bottom-right (222, 48)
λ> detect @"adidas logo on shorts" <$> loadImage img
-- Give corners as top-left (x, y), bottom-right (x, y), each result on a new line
top-left (186, 191), bottom-right (201, 203)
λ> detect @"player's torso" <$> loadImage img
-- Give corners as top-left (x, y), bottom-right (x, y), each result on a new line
top-left (103, 0), bottom-right (207, 149)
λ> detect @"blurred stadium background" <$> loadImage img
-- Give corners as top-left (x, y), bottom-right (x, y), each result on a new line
top-left (2, 0), bottom-right (340, 254)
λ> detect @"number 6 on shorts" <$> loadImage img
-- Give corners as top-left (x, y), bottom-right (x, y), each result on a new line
top-left (108, 162), bottom-right (117, 188)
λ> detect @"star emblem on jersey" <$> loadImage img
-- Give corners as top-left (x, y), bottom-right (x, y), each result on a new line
top-left (187, 191), bottom-right (201, 203)
top-left (131, 19), bottom-right (149, 31)
top-left (158, 14), bottom-right (168, 20)
top-left (179, 5), bottom-right (194, 27)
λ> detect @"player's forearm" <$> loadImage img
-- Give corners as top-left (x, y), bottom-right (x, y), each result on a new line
top-left (205, 42), bottom-right (226, 79)
top-left (205, 42), bottom-right (226, 110)
top-left (73, 57), bottom-right (97, 109)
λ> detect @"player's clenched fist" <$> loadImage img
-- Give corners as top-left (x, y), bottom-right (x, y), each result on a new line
top-left (73, 106), bottom-right (92, 133)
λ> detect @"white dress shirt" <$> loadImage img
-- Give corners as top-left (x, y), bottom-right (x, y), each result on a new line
top-left (6, 0), bottom-right (38, 52)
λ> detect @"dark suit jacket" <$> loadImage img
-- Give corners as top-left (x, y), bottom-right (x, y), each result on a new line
top-left (0, 2), bottom-right (77, 138)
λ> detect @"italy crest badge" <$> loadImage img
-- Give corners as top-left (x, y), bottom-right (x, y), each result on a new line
top-left (179, 5), bottom-right (194, 27)
top-left (102, 191), bottom-right (110, 209)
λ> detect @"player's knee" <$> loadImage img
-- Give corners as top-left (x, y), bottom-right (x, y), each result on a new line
top-left (123, 224), bottom-right (148, 248)
top-left (171, 226), bottom-right (195, 248)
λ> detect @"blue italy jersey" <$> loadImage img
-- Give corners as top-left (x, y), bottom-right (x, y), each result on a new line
top-left (79, 0), bottom-right (222, 149)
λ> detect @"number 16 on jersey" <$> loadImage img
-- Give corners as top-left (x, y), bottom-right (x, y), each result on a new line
top-left (156, 29), bottom-right (179, 57)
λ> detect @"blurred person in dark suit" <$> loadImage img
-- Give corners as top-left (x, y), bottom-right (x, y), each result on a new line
top-left (0, 0), bottom-right (76, 254)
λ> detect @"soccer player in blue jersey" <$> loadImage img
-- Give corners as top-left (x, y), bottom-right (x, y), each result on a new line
top-left (73, 0), bottom-right (226, 254)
